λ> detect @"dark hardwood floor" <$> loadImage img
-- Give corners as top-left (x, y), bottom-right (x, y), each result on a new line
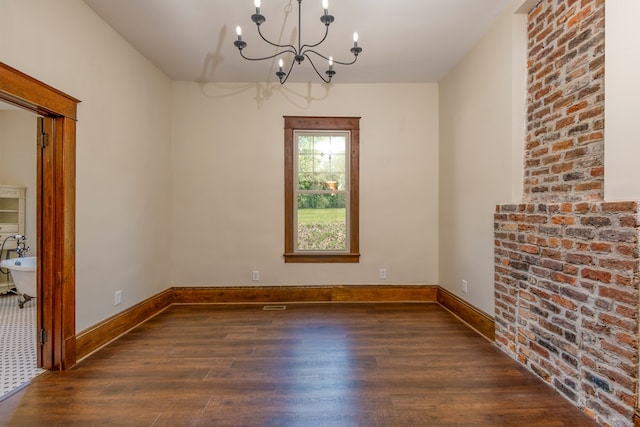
top-left (0, 303), bottom-right (597, 426)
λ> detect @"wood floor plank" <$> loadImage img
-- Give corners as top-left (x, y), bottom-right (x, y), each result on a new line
top-left (0, 303), bottom-right (598, 426)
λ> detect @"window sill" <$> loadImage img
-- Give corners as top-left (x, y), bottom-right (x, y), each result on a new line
top-left (283, 253), bottom-right (361, 263)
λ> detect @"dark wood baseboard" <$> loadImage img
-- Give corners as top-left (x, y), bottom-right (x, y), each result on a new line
top-left (634, 409), bottom-right (640, 427)
top-left (75, 289), bottom-right (173, 360)
top-left (437, 287), bottom-right (495, 341)
top-left (75, 285), bottom-right (493, 362)
top-left (172, 285), bottom-right (439, 304)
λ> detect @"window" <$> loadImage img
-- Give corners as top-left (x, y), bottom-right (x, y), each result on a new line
top-left (284, 116), bottom-right (360, 263)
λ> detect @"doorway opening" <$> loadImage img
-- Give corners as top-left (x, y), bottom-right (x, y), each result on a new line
top-left (0, 103), bottom-right (43, 398)
top-left (0, 62), bottom-right (79, 371)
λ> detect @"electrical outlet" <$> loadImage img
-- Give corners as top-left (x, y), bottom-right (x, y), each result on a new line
top-left (462, 280), bottom-right (468, 294)
top-left (114, 290), bottom-right (122, 306)
top-left (252, 270), bottom-right (260, 281)
top-left (379, 268), bottom-right (387, 279)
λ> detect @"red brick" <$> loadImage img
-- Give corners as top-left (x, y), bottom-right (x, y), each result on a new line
top-left (615, 305), bottom-right (637, 320)
top-left (581, 268), bottom-right (611, 283)
top-left (535, 64), bottom-right (554, 80)
top-left (582, 319), bottom-right (610, 335)
top-left (566, 253), bottom-right (593, 265)
top-left (601, 202), bottom-right (638, 213)
top-left (581, 354), bottom-right (598, 370)
top-left (552, 215), bottom-right (575, 225)
top-left (575, 242), bottom-right (590, 252)
top-left (598, 366), bottom-right (636, 392)
top-left (550, 272), bottom-right (577, 285)
top-left (525, 215), bottom-right (548, 224)
top-left (564, 147), bottom-right (588, 160)
top-left (567, 5), bottom-right (592, 28)
top-left (575, 182), bottom-right (603, 192)
top-left (519, 245), bottom-right (540, 254)
top-left (542, 154), bottom-right (562, 165)
top-left (535, 85), bottom-right (552, 100)
top-left (566, 100), bottom-right (588, 114)
top-left (590, 166), bottom-right (604, 177)
top-left (619, 216), bottom-right (639, 228)
top-left (551, 163), bottom-right (573, 174)
top-left (579, 106), bottom-right (604, 121)
top-left (556, 116), bottom-right (576, 130)
top-left (598, 286), bottom-right (637, 306)
top-left (564, 264), bottom-right (578, 275)
top-left (589, 242), bottom-right (611, 253)
top-left (578, 131), bottom-right (603, 144)
top-left (542, 248), bottom-right (562, 259)
top-left (615, 244), bottom-right (637, 257)
top-left (560, 203), bottom-right (573, 213)
top-left (535, 22), bottom-right (554, 42)
top-left (530, 341), bottom-right (550, 359)
top-left (598, 313), bottom-right (636, 333)
top-left (599, 259), bottom-right (638, 272)
top-left (575, 203), bottom-right (591, 213)
top-left (614, 332), bottom-right (637, 349)
top-left (615, 275), bottom-right (634, 287)
top-left (520, 309), bottom-right (538, 321)
top-left (600, 341), bottom-right (636, 361)
top-left (551, 294), bottom-right (577, 310)
top-left (616, 391), bottom-right (636, 411)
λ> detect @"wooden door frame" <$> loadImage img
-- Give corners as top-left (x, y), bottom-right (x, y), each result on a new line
top-left (0, 62), bottom-right (79, 370)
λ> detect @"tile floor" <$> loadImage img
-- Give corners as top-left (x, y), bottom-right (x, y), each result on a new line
top-left (0, 292), bottom-right (43, 401)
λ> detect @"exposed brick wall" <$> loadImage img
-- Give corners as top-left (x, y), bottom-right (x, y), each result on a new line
top-left (523, 0), bottom-right (605, 203)
top-left (495, 202), bottom-right (639, 425)
top-left (494, 1), bottom-right (640, 426)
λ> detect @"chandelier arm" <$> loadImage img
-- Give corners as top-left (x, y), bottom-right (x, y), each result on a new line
top-left (256, 25), bottom-right (297, 51)
top-left (303, 49), bottom-right (360, 66)
top-left (238, 48), bottom-right (297, 62)
top-left (299, 25), bottom-right (330, 51)
top-left (304, 54), bottom-right (332, 84)
top-left (327, 55), bottom-right (359, 66)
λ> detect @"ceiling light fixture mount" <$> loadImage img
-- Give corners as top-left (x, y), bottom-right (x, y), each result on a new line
top-left (234, 0), bottom-right (362, 84)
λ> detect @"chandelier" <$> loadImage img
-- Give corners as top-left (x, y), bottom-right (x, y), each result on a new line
top-left (233, 0), bottom-right (362, 84)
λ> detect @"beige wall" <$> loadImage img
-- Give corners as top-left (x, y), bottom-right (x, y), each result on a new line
top-left (0, 0), bottom-right (172, 331)
top-left (604, 0), bottom-right (640, 201)
top-left (438, 1), bottom-right (527, 314)
top-left (170, 82), bottom-right (439, 286)
top-left (0, 110), bottom-right (37, 253)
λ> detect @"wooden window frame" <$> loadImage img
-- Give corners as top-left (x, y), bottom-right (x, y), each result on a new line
top-left (284, 116), bottom-right (360, 263)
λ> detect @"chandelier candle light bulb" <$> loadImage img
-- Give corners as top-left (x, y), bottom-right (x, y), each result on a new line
top-left (232, 0), bottom-right (362, 84)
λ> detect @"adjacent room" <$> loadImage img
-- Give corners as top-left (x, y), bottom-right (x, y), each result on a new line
top-left (0, 0), bottom-right (639, 426)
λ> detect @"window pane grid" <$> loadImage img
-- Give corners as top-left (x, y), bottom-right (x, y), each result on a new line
top-left (294, 131), bottom-right (350, 253)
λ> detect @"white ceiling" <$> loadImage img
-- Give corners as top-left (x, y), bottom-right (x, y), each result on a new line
top-left (82, 0), bottom-right (511, 84)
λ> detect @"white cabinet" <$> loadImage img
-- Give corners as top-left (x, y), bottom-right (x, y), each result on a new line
top-left (0, 185), bottom-right (26, 293)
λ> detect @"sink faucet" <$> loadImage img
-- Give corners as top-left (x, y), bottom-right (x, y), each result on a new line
top-left (14, 235), bottom-right (29, 258)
